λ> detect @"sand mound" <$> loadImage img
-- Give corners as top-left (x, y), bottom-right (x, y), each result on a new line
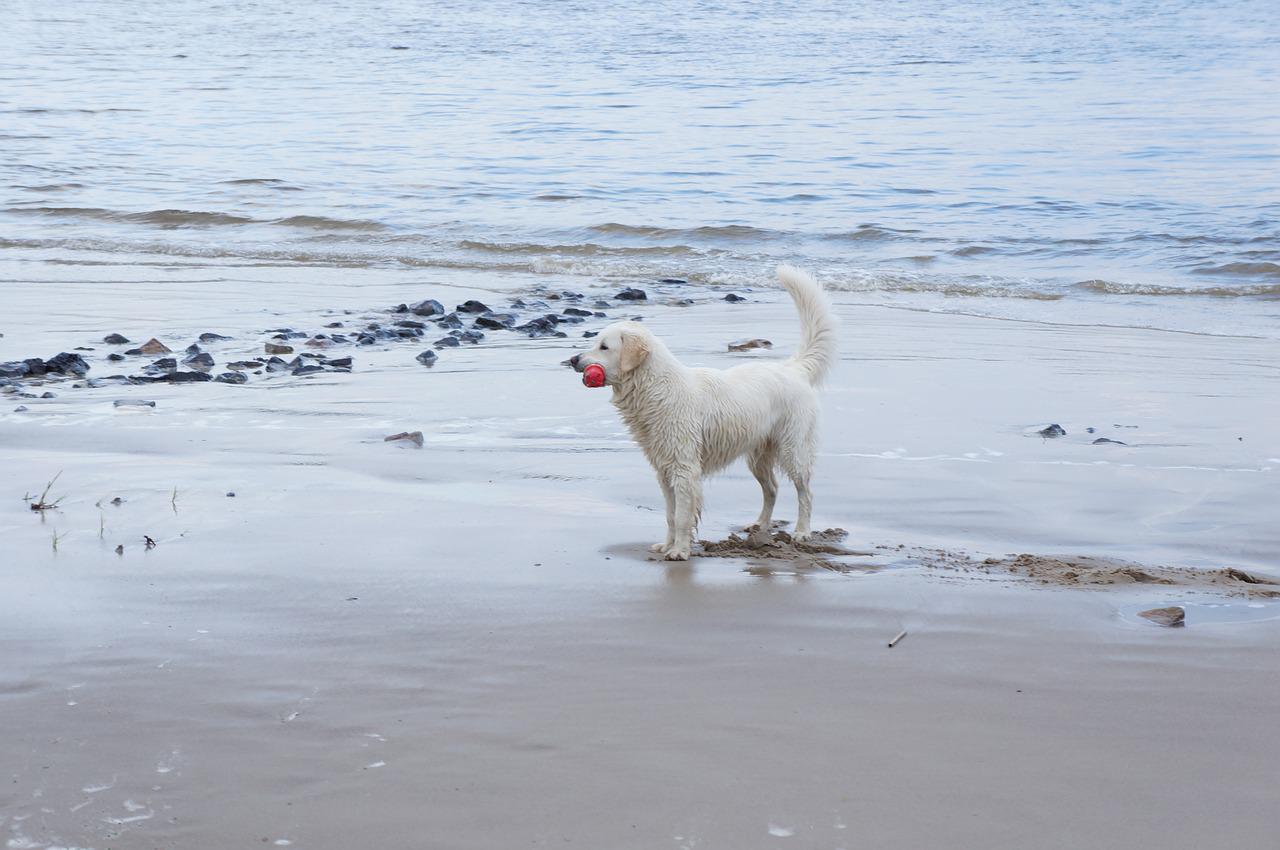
top-left (696, 527), bottom-right (877, 572)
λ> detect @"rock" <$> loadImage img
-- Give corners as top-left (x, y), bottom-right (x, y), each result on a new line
top-left (456, 299), bottom-right (490, 314)
top-left (583, 330), bottom-right (598, 338)
top-left (75, 346), bottom-right (94, 351)
top-left (474, 313), bottom-right (515, 330)
top-left (215, 372), bottom-right (247, 384)
top-left (1092, 437), bottom-right (1127, 445)
top-left (198, 332), bottom-right (231, 342)
top-left (0, 361), bottom-right (30, 379)
top-left (265, 342), bottom-right (294, 355)
top-left (170, 371), bottom-right (214, 383)
top-left (410, 299), bottom-right (445, 317)
top-left (434, 336), bottom-right (460, 349)
top-left (668, 298), bottom-right (694, 307)
top-left (1138, 606), bottom-right (1185, 627)
top-left (139, 338), bottom-right (172, 355)
top-left (616, 287), bottom-right (647, 301)
top-left (46, 352), bottom-right (90, 376)
top-left (103, 333), bottom-right (131, 344)
top-left (1039, 424), bottom-right (1067, 438)
top-left (416, 350), bottom-right (439, 365)
top-left (396, 319), bottom-right (426, 329)
top-left (660, 278), bottom-right (687, 284)
top-left (728, 338), bottom-right (773, 352)
top-left (184, 344), bottom-right (201, 355)
top-left (143, 358), bottom-right (178, 377)
top-left (563, 307), bottom-right (593, 317)
top-left (328, 356), bottom-right (353, 368)
top-left (226, 360), bottom-right (264, 370)
top-left (14, 405), bottom-right (28, 412)
top-left (724, 293), bottom-right (746, 302)
top-left (561, 290), bottom-right (584, 300)
top-left (304, 336), bottom-right (331, 347)
top-left (182, 352), bottom-right (215, 370)
top-left (324, 321), bottom-right (344, 328)
top-left (24, 358), bottom-right (48, 376)
top-left (456, 330), bottom-right (483, 344)
top-left (264, 356), bottom-right (290, 372)
top-left (384, 431), bottom-right (424, 447)
top-left (107, 353), bottom-right (126, 362)
top-left (292, 364), bottom-right (325, 376)
top-left (40, 392), bottom-right (55, 399)
top-left (436, 312), bottom-right (464, 329)
top-left (114, 399), bottom-right (157, 407)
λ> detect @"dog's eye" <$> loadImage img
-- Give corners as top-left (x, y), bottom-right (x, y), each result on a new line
top-left (599, 343), bottom-right (608, 351)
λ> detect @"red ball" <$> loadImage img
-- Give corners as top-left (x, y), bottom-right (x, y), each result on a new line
top-left (583, 363), bottom-right (606, 388)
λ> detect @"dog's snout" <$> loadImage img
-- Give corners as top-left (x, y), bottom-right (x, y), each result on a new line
top-left (569, 354), bottom-right (581, 370)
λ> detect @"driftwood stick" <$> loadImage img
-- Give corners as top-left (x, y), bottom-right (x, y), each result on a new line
top-left (887, 630), bottom-right (908, 648)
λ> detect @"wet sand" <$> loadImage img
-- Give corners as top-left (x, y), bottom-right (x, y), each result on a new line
top-left (3, 275), bottom-right (1280, 849)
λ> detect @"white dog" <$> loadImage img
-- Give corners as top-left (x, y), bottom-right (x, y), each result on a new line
top-left (570, 266), bottom-right (837, 560)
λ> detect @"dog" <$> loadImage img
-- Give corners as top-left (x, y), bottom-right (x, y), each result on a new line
top-left (570, 266), bottom-right (836, 560)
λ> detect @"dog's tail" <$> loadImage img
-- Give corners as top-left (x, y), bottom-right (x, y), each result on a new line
top-left (778, 265), bottom-right (837, 386)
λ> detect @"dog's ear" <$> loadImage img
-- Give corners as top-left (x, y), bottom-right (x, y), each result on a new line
top-left (619, 330), bottom-right (650, 373)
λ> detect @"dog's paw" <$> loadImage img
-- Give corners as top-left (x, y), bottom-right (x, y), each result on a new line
top-left (791, 531), bottom-right (812, 543)
top-left (649, 542), bottom-right (670, 553)
top-left (663, 545), bottom-right (691, 561)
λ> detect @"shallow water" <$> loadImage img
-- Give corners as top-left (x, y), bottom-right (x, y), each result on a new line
top-left (4, 0), bottom-right (1279, 321)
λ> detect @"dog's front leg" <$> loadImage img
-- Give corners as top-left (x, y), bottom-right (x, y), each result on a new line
top-left (665, 467), bottom-right (702, 561)
top-left (649, 474), bottom-right (676, 555)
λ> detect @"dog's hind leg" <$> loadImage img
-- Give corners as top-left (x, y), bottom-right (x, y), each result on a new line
top-left (779, 429), bottom-right (817, 541)
top-left (649, 475), bottom-right (676, 554)
top-left (746, 446), bottom-right (778, 547)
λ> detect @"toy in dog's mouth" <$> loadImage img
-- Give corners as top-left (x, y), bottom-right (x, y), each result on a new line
top-left (582, 363), bottom-right (606, 388)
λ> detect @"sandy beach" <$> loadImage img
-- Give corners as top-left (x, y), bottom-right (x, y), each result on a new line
top-left (7, 0), bottom-right (1280, 846)
top-left (3, 273), bottom-right (1279, 849)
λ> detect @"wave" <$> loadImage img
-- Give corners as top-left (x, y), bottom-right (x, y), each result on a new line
top-left (588, 222), bottom-right (777, 240)
top-left (4, 206), bottom-right (384, 231)
top-left (1075, 279), bottom-right (1280, 297)
top-left (272, 215), bottom-right (387, 231)
top-left (1193, 262), bottom-right (1280, 280)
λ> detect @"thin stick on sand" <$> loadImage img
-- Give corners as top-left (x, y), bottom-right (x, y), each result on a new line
top-left (887, 630), bottom-right (908, 648)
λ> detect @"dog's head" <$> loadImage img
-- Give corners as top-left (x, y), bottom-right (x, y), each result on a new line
top-left (568, 321), bottom-right (651, 386)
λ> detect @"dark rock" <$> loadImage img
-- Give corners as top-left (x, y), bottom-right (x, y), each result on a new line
top-left (728, 338), bottom-right (773, 352)
top-left (124, 348), bottom-right (142, 355)
top-left (40, 391), bottom-right (55, 399)
top-left (724, 293), bottom-right (746, 302)
top-left (292, 364), bottom-right (325, 376)
top-left (215, 372), bottom-right (248, 384)
top-left (410, 299), bottom-right (445, 317)
top-left (434, 336), bottom-right (460, 348)
top-left (226, 360), bottom-right (264, 370)
top-left (184, 343), bottom-right (202, 355)
top-left (1038, 424), bottom-right (1067, 438)
top-left (0, 361), bottom-right (30, 379)
top-left (1092, 437), bottom-right (1127, 446)
top-left (24, 358), bottom-right (47, 376)
top-left (305, 335), bottom-right (334, 347)
top-left (113, 399), bottom-right (156, 408)
top-left (593, 299), bottom-right (611, 309)
top-left (458, 330), bottom-right (484, 344)
top-left (139, 338), bottom-right (171, 355)
top-left (1138, 606), bottom-right (1185, 627)
top-left (143, 358), bottom-right (178, 377)
top-left (416, 350), bottom-right (439, 365)
top-left (14, 405), bottom-right (28, 412)
top-left (563, 307), bottom-right (593, 317)
top-left (557, 314), bottom-right (585, 324)
top-left (265, 357), bottom-right (290, 372)
top-left (74, 346), bottom-right (94, 351)
top-left (226, 492), bottom-right (236, 497)
top-left (660, 278), bottom-right (687, 284)
top-left (198, 332), bottom-right (231, 342)
top-left (324, 321), bottom-right (344, 328)
top-left (561, 290), bottom-right (584, 300)
top-left (396, 319), bottom-right (426, 329)
top-left (509, 298), bottom-right (528, 309)
top-left (183, 352), bottom-right (215, 370)
top-left (46, 352), bottom-right (90, 376)
top-left (474, 313), bottom-right (516, 330)
top-left (583, 331), bottom-right (598, 338)
top-left (165, 371), bottom-right (213, 383)
top-left (516, 316), bottom-right (561, 337)
top-left (265, 342), bottom-right (294, 355)
top-left (384, 431), bottom-right (424, 447)
top-left (436, 313), bottom-right (464, 329)
top-left (328, 356), bottom-right (353, 368)
top-left (392, 303), bottom-right (408, 313)
top-left (616, 287), bottom-right (647, 301)
top-left (103, 333), bottom-right (131, 344)
top-left (108, 353), bottom-right (126, 362)
top-left (456, 299), bottom-right (490, 314)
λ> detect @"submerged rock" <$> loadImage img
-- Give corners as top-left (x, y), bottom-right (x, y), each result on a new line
top-left (433, 336), bottom-right (460, 349)
top-left (1039, 424), bottom-right (1067, 438)
top-left (327, 356), bottom-right (353, 368)
top-left (456, 299), bottom-right (490, 314)
top-left (436, 313), bottom-right (464, 329)
top-left (103, 333), bottom-right (131, 344)
top-left (1138, 606), bottom-right (1185, 628)
top-left (409, 299), bottom-right (445, 317)
top-left (114, 399), bottom-right (157, 408)
top-left (728, 338), bottom-right (773, 352)
top-left (724, 293), bottom-right (746, 302)
top-left (182, 352), bottom-right (215, 370)
top-left (265, 342), bottom-right (294, 355)
top-left (416, 350), bottom-right (439, 365)
top-left (1093, 437), bottom-right (1127, 446)
top-left (215, 372), bottom-right (248, 384)
top-left (107, 353), bottom-right (126, 362)
top-left (292, 363), bottom-right (325, 376)
top-left (616, 287), bottom-right (647, 301)
top-left (474, 313), bottom-right (515, 330)
top-left (563, 307), bottom-right (593, 317)
top-left (198, 332), bottom-right (231, 342)
top-left (164, 371), bottom-right (213, 383)
top-left (384, 430), bottom-right (424, 447)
